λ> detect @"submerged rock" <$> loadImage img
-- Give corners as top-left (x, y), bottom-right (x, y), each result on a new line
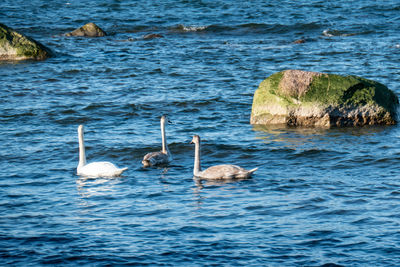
top-left (293, 39), bottom-right (306, 44)
top-left (250, 70), bottom-right (398, 127)
top-left (65, 23), bottom-right (106, 37)
top-left (0, 23), bottom-right (53, 60)
top-left (143, 33), bottom-right (163, 40)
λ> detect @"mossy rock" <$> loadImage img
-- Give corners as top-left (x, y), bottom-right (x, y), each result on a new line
top-left (65, 23), bottom-right (107, 37)
top-left (250, 70), bottom-right (398, 127)
top-left (0, 23), bottom-right (53, 60)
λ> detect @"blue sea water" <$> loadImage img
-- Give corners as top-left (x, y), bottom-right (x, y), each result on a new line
top-left (1, 0), bottom-right (400, 266)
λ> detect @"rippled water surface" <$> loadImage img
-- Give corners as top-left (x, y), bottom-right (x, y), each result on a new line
top-left (2, 1), bottom-right (400, 266)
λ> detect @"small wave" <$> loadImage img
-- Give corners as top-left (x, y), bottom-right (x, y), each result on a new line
top-left (290, 148), bottom-right (341, 161)
top-left (306, 230), bottom-right (335, 237)
top-left (64, 69), bottom-right (81, 74)
top-left (298, 237), bottom-right (341, 247)
top-left (178, 225), bottom-right (215, 233)
top-left (322, 29), bottom-right (359, 37)
top-left (231, 22), bottom-right (321, 34)
top-left (1, 111), bottom-right (35, 120)
top-left (172, 97), bottom-right (224, 108)
top-left (171, 22), bottom-right (322, 35)
top-left (82, 102), bottom-right (113, 111)
top-left (319, 263), bottom-right (345, 267)
top-left (170, 24), bottom-right (208, 32)
top-left (244, 205), bottom-right (265, 211)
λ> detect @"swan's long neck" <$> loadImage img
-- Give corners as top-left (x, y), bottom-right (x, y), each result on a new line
top-left (161, 118), bottom-right (170, 155)
top-left (193, 140), bottom-right (201, 176)
top-left (78, 128), bottom-right (87, 169)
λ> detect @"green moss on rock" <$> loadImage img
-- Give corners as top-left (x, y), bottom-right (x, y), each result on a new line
top-left (0, 23), bottom-right (53, 60)
top-left (251, 70), bottom-right (398, 127)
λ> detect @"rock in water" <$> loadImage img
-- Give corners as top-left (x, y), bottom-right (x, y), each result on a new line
top-left (65, 23), bottom-right (106, 37)
top-left (143, 33), bottom-right (164, 40)
top-left (250, 70), bottom-right (398, 127)
top-left (0, 23), bottom-right (53, 60)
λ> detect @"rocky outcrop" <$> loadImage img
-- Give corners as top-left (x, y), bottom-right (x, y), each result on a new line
top-left (65, 23), bottom-right (106, 37)
top-left (0, 23), bottom-right (53, 60)
top-left (250, 70), bottom-right (398, 127)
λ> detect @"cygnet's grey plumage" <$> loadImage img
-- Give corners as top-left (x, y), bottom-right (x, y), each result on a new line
top-left (190, 135), bottom-right (257, 179)
top-left (142, 151), bottom-right (170, 166)
top-left (142, 115), bottom-right (172, 167)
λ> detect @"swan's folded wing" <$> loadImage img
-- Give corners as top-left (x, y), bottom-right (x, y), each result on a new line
top-left (143, 151), bottom-right (169, 166)
top-left (79, 161), bottom-right (126, 177)
top-left (200, 164), bottom-right (245, 179)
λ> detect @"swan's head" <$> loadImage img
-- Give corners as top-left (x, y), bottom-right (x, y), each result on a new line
top-left (161, 115), bottom-right (172, 124)
top-left (78, 125), bottom-right (84, 134)
top-left (142, 159), bottom-right (151, 167)
top-left (190, 135), bottom-right (200, 144)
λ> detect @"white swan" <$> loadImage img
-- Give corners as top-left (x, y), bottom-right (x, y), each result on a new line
top-left (142, 115), bottom-right (173, 167)
top-left (190, 135), bottom-right (257, 179)
top-left (77, 125), bottom-right (128, 177)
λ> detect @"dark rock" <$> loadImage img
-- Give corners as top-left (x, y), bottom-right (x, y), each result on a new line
top-left (65, 23), bottom-right (106, 37)
top-left (143, 33), bottom-right (164, 40)
top-left (293, 39), bottom-right (306, 44)
top-left (0, 23), bottom-right (53, 61)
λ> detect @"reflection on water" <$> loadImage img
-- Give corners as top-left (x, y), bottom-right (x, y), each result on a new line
top-left (253, 124), bottom-right (388, 137)
top-left (76, 176), bottom-right (124, 198)
top-left (160, 167), bottom-right (170, 176)
top-left (252, 124), bottom-right (390, 150)
top-left (191, 176), bottom-right (245, 210)
top-left (193, 176), bottom-right (249, 189)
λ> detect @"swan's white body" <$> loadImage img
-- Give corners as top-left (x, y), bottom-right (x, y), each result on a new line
top-left (77, 125), bottom-right (128, 177)
top-left (142, 115), bottom-right (172, 167)
top-left (190, 135), bottom-right (257, 179)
